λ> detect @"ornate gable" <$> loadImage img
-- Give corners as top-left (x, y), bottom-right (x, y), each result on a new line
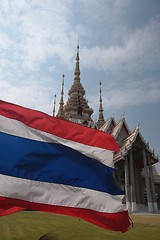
top-left (112, 115), bottom-right (130, 147)
top-left (100, 117), bottom-right (116, 134)
top-left (114, 124), bottom-right (158, 165)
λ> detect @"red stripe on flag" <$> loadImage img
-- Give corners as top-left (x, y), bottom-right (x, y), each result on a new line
top-left (0, 197), bottom-right (131, 232)
top-left (0, 196), bottom-right (25, 215)
top-left (0, 100), bottom-right (119, 152)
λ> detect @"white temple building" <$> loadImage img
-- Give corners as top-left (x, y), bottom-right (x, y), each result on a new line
top-left (53, 44), bottom-right (160, 212)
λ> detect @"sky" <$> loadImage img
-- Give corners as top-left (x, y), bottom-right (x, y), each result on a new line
top-left (0, 0), bottom-right (160, 171)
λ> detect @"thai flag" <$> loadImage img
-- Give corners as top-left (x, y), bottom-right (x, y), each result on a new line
top-left (0, 100), bottom-right (131, 232)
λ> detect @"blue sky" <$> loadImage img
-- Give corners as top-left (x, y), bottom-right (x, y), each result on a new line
top-left (0, 0), bottom-right (160, 171)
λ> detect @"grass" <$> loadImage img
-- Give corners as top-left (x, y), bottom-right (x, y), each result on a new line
top-left (0, 211), bottom-right (160, 240)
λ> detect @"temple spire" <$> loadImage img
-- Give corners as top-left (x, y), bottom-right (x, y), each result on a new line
top-left (56, 74), bottom-right (65, 119)
top-left (53, 94), bottom-right (56, 117)
top-left (74, 44), bottom-right (80, 82)
top-left (64, 43), bottom-right (93, 124)
top-left (97, 81), bottom-right (105, 129)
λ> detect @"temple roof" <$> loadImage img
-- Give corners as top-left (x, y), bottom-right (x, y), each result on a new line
top-left (112, 114), bottom-right (130, 139)
top-left (112, 125), bottom-right (158, 164)
top-left (100, 116), bottom-right (116, 132)
top-left (99, 114), bottom-right (158, 166)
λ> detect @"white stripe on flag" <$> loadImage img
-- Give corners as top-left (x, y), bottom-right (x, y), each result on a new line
top-left (0, 174), bottom-right (124, 213)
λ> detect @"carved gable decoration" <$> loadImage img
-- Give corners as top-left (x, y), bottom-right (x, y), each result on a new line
top-left (116, 123), bottom-right (130, 147)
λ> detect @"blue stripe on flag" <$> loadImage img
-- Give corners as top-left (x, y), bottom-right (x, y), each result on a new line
top-left (0, 132), bottom-right (123, 195)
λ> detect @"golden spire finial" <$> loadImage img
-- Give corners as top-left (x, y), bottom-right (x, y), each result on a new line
top-left (77, 37), bottom-right (79, 51)
top-left (56, 74), bottom-right (65, 119)
top-left (74, 42), bottom-right (80, 82)
top-left (100, 81), bottom-right (102, 103)
top-left (99, 81), bottom-right (103, 111)
top-left (97, 81), bottom-right (105, 129)
top-left (53, 94), bottom-right (56, 117)
top-left (62, 73), bottom-right (64, 95)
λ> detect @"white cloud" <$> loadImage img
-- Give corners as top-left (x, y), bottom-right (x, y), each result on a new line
top-left (81, 17), bottom-right (160, 74)
top-left (0, 33), bottom-right (15, 50)
top-left (0, 0), bottom-right (76, 73)
top-left (89, 78), bottom-right (160, 113)
top-left (81, 16), bottom-right (160, 108)
top-left (1, 79), bottom-right (55, 115)
top-left (0, 0), bottom-right (160, 114)
top-left (113, 0), bottom-right (131, 14)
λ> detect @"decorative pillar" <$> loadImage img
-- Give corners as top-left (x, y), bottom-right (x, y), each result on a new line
top-left (142, 148), bottom-right (153, 212)
top-left (148, 156), bottom-right (158, 212)
top-left (124, 155), bottom-right (130, 211)
top-left (129, 149), bottom-right (136, 212)
top-left (134, 163), bottom-right (141, 204)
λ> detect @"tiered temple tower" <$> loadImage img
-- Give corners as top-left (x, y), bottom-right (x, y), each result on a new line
top-left (57, 44), bottom-right (93, 124)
